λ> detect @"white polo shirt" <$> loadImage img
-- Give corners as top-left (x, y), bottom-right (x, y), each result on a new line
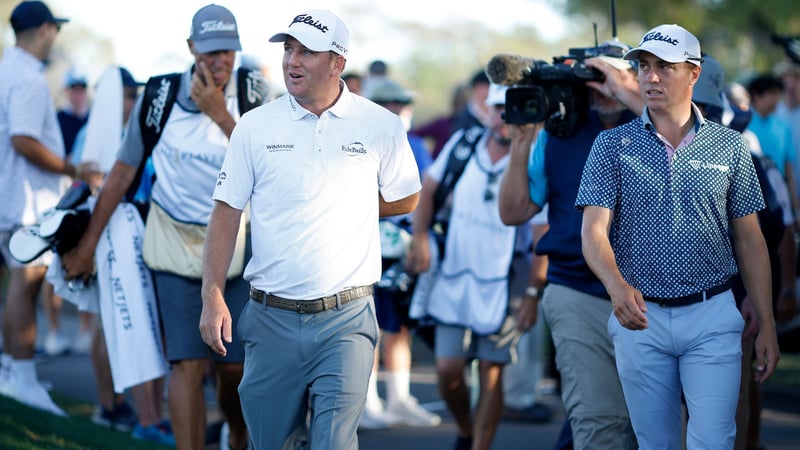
top-left (0, 47), bottom-right (66, 230)
top-left (214, 85), bottom-right (421, 298)
top-left (118, 68), bottom-right (260, 225)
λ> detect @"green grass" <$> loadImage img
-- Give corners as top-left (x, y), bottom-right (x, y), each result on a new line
top-left (0, 392), bottom-right (172, 450)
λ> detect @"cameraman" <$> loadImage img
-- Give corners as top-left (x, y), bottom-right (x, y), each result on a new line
top-left (498, 44), bottom-right (643, 449)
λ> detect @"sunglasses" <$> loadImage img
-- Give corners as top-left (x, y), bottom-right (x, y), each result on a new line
top-left (483, 172), bottom-right (500, 202)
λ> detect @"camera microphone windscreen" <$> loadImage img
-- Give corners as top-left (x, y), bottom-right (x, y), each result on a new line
top-left (485, 53), bottom-right (539, 86)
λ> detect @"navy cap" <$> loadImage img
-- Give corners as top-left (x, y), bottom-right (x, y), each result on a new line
top-left (119, 67), bottom-right (142, 88)
top-left (10, 1), bottom-right (68, 33)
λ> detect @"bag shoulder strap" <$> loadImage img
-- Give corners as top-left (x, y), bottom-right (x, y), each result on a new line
top-left (432, 125), bottom-right (485, 216)
top-left (236, 66), bottom-right (266, 115)
top-left (126, 72), bottom-right (181, 202)
top-left (139, 72), bottom-right (182, 158)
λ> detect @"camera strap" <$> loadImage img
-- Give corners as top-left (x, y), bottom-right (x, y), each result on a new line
top-left (432, 125), bottom-right (485, 216)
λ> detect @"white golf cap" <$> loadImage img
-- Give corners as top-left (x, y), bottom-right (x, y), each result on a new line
top-left (624, 24), bottom-right (702, 66)
top-left (269, 10), bottom-right (349, 57)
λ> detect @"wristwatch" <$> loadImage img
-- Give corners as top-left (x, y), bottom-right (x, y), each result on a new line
top-left (525, 286), bottom-right (540, 298)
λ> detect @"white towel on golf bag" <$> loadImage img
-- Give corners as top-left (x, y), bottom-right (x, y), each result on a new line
top-left (47, 254), bottom-right (100, 313)
top-left (47, 202), bottom-right (168, 393)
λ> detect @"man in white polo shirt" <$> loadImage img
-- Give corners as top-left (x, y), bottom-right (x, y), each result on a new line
top-left (0, 0), bottom-right (74, 417)
top-left (199, 9), bottom-right (421, 450)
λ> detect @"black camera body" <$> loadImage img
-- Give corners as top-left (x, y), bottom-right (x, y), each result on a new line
top-left (502, 47), bottom-right (611, 137)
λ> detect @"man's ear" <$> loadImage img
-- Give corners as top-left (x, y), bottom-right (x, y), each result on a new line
top-left (332, 54), bottom-right (346, 77)
top-left (690, 64), bottom-right (702, 86)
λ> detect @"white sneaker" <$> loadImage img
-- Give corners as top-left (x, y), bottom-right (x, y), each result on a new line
top-left (384, 397), bottom-right (441, 427)
top-left (71, 331), bottom-right (92, 355)
top-left (358, 402), bottom-right (390, 430)
top-left (5, 372), bottom-right (66, 417)
top-left (44, 331), bottom-right (69, 356)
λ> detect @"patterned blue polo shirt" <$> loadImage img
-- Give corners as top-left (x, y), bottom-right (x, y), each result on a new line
top-left (575, 106), bottom-right (765, 298)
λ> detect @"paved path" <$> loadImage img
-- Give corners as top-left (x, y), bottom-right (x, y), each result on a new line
top-left (8, 300), bottom-right (800, 449)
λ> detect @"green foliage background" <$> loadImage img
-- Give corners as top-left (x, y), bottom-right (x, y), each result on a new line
top-left (0, 0), bottom-right (798, 123)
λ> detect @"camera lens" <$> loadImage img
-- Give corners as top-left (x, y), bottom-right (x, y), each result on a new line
top-left (522, 97), bottom-right (544, 121)
top-left (504, 86), bottom-right (548, 124)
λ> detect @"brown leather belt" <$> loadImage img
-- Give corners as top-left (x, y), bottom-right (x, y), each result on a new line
top-left (249, 285), bottom-right (374, 314)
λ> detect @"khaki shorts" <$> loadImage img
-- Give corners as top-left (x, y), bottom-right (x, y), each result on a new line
top-left (434, 323), bottom-right (514, 364)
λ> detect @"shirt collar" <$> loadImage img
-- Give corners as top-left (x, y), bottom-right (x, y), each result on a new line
top-left (641, 102), bottom-right (706, 133)
top-left (287, 79), bottom-right (352, 121)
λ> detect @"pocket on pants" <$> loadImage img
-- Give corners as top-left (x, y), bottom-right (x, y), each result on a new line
top-left (607, 310), bottom-right (618, 338)
top-left (718, 296), bottom-right (745, 335)
top-left (237, 300), bottom-right (252, 344)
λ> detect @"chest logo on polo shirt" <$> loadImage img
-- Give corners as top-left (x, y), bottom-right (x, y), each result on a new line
top-left (342, 142), bottom-right (367, 156)
top-left (265, 144), bottom-right (294, 152)
top-left (688, 160), bottom-right (729, 172)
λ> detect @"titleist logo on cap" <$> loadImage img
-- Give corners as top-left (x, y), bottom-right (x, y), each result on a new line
top-left (641, 31), bottom-right (679, 46)
top-left (269, 9), bottom-right (349, 56)
top-left (292, 14), bottom-right (328, 33)
top-left (200, 19), bottom-right (236, 34)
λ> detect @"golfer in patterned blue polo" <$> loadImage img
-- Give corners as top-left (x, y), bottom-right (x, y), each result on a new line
top-left (576, 24), bottom-right (780, 449)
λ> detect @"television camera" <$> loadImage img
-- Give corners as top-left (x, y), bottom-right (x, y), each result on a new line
top-left (486, 42), bottom-right (628, 137)
top-left (485, 0), bottom-right (631, 137)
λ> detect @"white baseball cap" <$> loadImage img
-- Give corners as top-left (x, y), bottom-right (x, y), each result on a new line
top-left (485, 83), bottom-right (509, 107)
top-left (624, 24), bottom-right (703, 66)
top-left (269, 10), bottom-right (349, 57)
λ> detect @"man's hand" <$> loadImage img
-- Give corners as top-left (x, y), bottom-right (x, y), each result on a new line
top-left (190, 60), bottom-right (236, 138)
top-left (515, 292), bottom-right (539, 331)
top-left (609, 282), bottom-right (648, 330)
top-left (507, 122), bottom-right (542, 148)
top-left (199, 292), bottom-right (232, 357)
top-left (584, 57), bottom-right (643, 116)
top-left (753, 328), bottom-right (780, 383)
top-left (76, 161), bottom-right (105, 191)
top-left (62, 244), bottom-right (96, 282)
top-left (406, 234), bottom-right (431, 275)
top-left (190, 61), bottom-right (227, 117)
